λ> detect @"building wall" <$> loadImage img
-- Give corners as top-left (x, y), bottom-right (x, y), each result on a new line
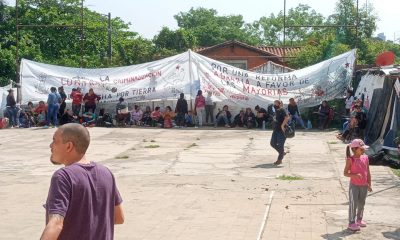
top-left (199, 44), bottom-right (272, 70)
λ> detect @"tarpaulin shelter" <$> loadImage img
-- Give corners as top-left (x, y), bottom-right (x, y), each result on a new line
top-left (356, 67), bottom-right (400, 157)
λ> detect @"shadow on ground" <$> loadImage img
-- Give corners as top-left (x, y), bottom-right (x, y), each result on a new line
top-left (321, 229), bottom-right (357, 240)
top-left (382, 228), bottom-right (400, 240)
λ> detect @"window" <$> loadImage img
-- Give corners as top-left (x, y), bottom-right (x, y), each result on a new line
top-left (220, 60), bottom-right (248, 70)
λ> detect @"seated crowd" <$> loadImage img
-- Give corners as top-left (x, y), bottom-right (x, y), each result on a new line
top-left (2, 88), bottom-right (367, 135)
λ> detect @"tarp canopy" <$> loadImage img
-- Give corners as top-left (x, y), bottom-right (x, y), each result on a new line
top-left (358, 68), bottom-right (400, 155)
top-left (20, 49), bottom-right (356, 108)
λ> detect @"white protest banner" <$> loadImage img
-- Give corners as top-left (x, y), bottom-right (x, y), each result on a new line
top-left (21, 49), bottom-right (356, 108)
top-left (190, 49), bottom-right (356, 108)
top-left (20, 52), bottom-right (192, 103)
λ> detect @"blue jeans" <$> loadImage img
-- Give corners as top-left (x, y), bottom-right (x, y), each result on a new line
top-left (270, 129), bottom-right (286, 161)
top-left (290, 113), bottom-right (306, 129)
top-left (215, 114), bottom-right (229, 126)
top-left (47, 104), bottom-right (60, 126)
top-left (6, 107), bottom-right (19, 127)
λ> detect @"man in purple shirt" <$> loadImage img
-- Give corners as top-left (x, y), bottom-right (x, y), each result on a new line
top-left (41, 123), bottom-right (124, 240)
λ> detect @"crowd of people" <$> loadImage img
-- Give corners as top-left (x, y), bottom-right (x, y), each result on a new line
top-left (2, 87), bottom-right (368, 138)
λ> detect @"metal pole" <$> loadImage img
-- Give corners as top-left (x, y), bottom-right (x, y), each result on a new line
top-left (108, 12), bottom-right (112, 66)
top-left (283, 0), bottom-right (286, 64)
top-left (15, 0), bottom-right (21, 102)
top-left (355, 0), bottom-right (359, 49)
top-left (80, 0), bottom-right (84, 67)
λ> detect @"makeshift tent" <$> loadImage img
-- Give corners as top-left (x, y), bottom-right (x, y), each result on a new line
top-left (20, 49), bottom-right (356, 110)
top-left (357, 67), bottom-right (400, 157)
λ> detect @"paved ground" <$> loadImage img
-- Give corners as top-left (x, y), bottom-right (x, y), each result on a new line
top-left (0, 127), bottom-right (399, 240)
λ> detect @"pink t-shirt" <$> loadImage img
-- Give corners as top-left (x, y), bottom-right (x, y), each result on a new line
top-left (349, 155), bottom-right (369, 186)
top-left (195, 95), bottom-right (206, 108)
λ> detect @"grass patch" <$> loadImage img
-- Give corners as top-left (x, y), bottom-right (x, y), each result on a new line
top-left (116, 155), bottom-right (129, 159)
top-left (276, 175), bottom-right (304, 181)
top-left (144, 144), bottom-right (160, 149)
top-left (392, 168), bottom-right (400, 177)
top-left (328, 141), bottom-right (339, 144)
top-left (187, 143), bottom-right (198, 148)
top-left (150, 140), bottom-right (156, 142)
top-left (143, 139), bottom-right (147, 142)
top-left (196, 137), bottom-right (200, 140)
top-left (131, 147), bottom-right (136, 150)
top-left (249, 137), bottom-right (254, 140)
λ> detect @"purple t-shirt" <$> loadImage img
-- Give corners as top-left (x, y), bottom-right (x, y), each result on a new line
top-left (45, 162), bottom-right (122, 240)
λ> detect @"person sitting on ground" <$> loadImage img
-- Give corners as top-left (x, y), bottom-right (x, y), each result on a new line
top-left (116, 97), bottom-right (130, 126)
top-left (82, 109), bottom-right (97, 126)
top-left (151, 106), bottom-right (163, 127)
top-left (214, 105), bottom-right (232, 128)
top-left (130, 105), bottom-right (143, 126)
top-left (19, 109), bottom-right (30, 128)
top-left (60, 109), bottom-right (78, 126)
top-left (344, 89), bottom-right (354, 116)
top-left (163, 106), bottom-right (175, 128)
top-left (141, 106), bottom-right (152, 126)
top-left (232, 110), bottom-right (245, 128)
top-left (24, 101), bottom-right (36, 127)
top-left (317, 100), bottom-right (332, 130)
top-left (337, 104), bottom-right (367, 142)
top-left (34, 101), bottom-right (48, 126)
top-left (244, 107), bottom-right (256, 129)
top-left (255, 105), bottom-right (268, 129)
top-left (185, 111), bottom-right (195, 127)
top-left (287, 98), bottom-right (306, 129)
top-left (267, 103), bottom-right (276, 128)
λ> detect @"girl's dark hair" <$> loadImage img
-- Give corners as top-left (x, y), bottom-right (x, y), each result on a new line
top-left (346, 146), bottom-right (358, 158)
top-left (166, 106), bottom-right (172, 111)
top-left (155, 106), bottom-right (160, 111)
top-left (346, 145), bottom-right (351, 158)
top-left (197, 90), bottom-right (202, 96)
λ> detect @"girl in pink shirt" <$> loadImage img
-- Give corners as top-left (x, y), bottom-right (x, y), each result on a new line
top-left (194, 90), bottom-right (205, 127)
top-left (343, 139), bottom-right (372, 231)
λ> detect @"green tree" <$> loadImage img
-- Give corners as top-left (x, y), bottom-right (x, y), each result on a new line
top-left (257, 4), bottom-right (325, 46)
top-left (153, 27), bottom-right (197, 52)
top-left (174, 7), bottom-right (261, 46)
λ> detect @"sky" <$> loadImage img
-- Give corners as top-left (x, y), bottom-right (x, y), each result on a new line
top-left (6, 0), bottom-right (400, 42)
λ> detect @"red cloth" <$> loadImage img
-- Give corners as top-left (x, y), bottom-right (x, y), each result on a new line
top-left (71, 91), bottom-right (83, 105)
top-left (83, 93), bottom-right (101, 106)
top-left (34, 105), bottom-right (47, 114)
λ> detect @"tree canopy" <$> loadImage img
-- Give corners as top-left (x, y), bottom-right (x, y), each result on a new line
top-left (0, 0), bottom-right (399, 87)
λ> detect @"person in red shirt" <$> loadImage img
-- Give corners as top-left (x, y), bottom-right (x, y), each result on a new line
top-left (70, 88), bottom-right (83, 116)
top-left (83, 88), bottom-right (101, 113)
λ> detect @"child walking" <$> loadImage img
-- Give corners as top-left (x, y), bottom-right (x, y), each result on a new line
top-left (343, 139), bottom-right (372, 231)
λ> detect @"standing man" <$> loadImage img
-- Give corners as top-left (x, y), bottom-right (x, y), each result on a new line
top-left (83, 88), bottom-right (101, 113)
top-left (270, 100), bottom-right (289, 165)
top-left (175, 93), bottom-right (188, 127)
top-left (47, 87), bottom-right (61, 127)
top-left (205, 91), bottom-right (215, 125)
top-left (58, 86), bottom-right (67, 117)
top-left (41, 123), bottom-right (124, 240)
top-left (70, 87), bottom-right (83, 117)
top-left (6, 89), bottom-right (19, 127)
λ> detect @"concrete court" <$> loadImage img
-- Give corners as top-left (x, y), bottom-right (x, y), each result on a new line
top-left (0, 127), bottom-right (399, 240)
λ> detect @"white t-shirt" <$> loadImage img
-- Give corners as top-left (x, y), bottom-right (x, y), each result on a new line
top-left (345, 96), bottom-right (354, 109)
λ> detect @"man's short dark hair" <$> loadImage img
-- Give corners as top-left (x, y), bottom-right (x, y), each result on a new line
top-left (59, 123), bottom-right (90, 154)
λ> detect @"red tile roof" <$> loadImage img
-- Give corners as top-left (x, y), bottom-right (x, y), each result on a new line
top-left (195, 40), bottom-right (301, 57)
